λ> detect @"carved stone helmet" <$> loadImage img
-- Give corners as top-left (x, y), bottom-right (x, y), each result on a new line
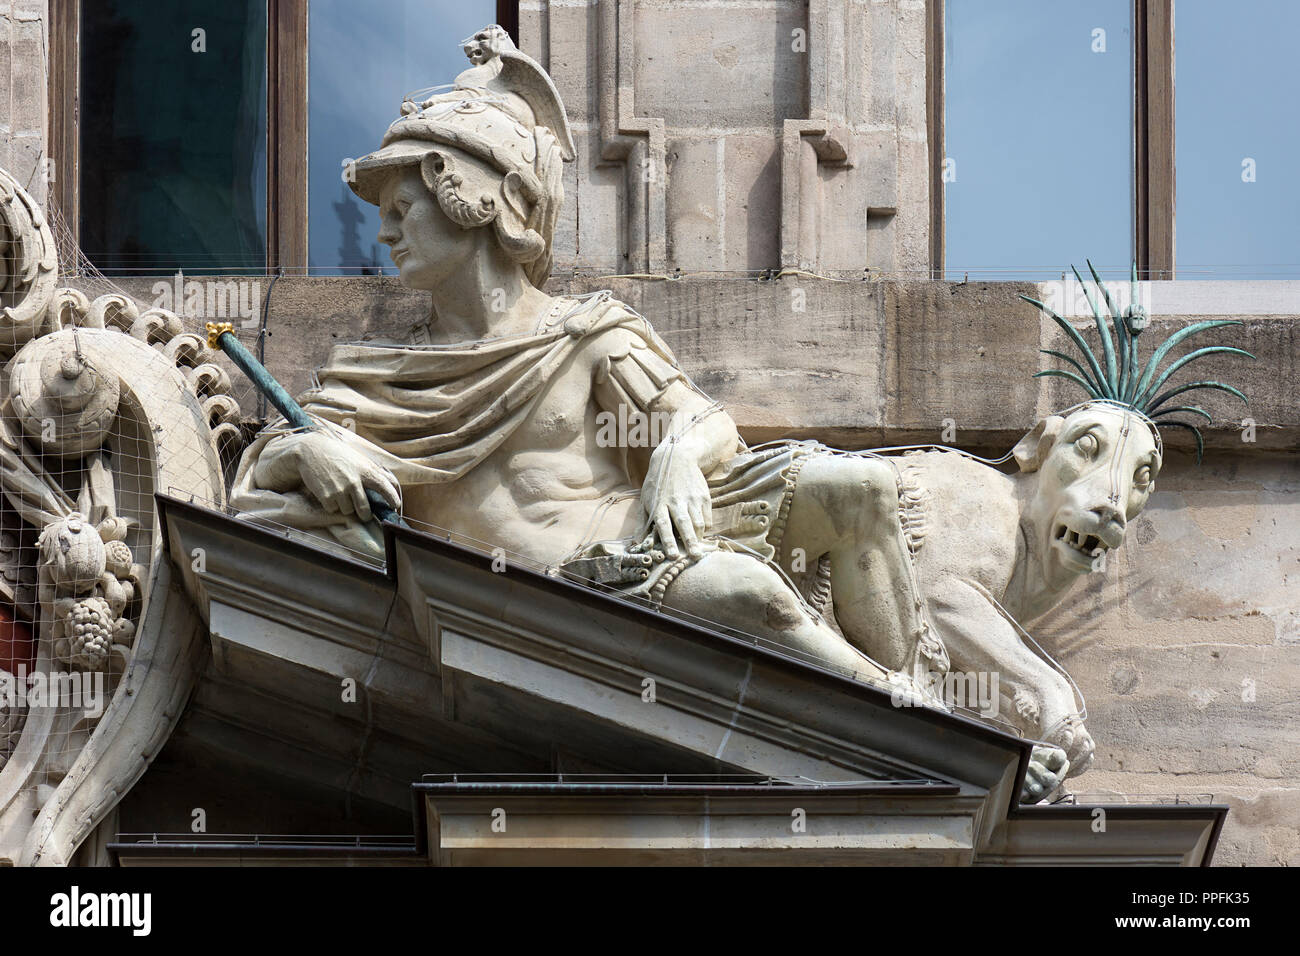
top-left (349, 24), bottom-right (576, 286)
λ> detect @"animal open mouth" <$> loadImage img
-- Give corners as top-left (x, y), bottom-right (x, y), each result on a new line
top-left (1054, 524), bottom-right (1108, 558)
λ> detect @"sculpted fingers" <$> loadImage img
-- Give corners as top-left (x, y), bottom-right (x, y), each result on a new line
top-left (1022, 765), bottom-right (1050, 802)
top-left (297, 446), bottom-right (386, 522)
top-left (672, 500), bottom-right (703, 560)
top-left (653, 505), bottom-right (680, 559)
top-left (301, 469), bottom-right (339, 513)
top-left (359, 464), bottom-right (401, 522)
top-left (337, 482), bottom-right (358, 517)
top-left (690, 491), bottom-right (712, 533)
top-left (1039, 746), bottom-right (1068, 775)
top-left (322, 472), bottom-right (356, 516)
top-left (362, 467), bottom-right (401, 510)
top-left (697, 496), bottom-right (713, 532)
top-left (349, 479), bottom-right (371, 522)
top-left (687, 498), bottom-right (704, 533)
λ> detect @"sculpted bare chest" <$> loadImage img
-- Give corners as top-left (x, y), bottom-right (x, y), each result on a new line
top-left (406, 353), bottom-right (639, 537)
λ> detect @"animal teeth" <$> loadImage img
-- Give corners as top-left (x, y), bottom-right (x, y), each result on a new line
top-left (1059, 528), bottom-right (1107, 555)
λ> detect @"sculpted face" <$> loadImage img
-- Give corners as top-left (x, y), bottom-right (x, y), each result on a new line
top-left (376, 166), bottom-right (475, 290)
top-left (1017, 404), bottom-right (1161, 586)
top-left (462, 26), bottom-right (509, 65)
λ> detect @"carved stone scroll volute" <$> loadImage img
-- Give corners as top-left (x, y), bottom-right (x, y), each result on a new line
top-left (0, 167), bottom-right (239, 865)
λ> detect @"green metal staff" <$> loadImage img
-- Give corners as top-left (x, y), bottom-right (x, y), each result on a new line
top-left (206, 322), bottom-right (405, 527)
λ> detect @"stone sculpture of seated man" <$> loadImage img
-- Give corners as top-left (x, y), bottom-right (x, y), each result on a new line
top-left (234, 28), bottom-right (1196, 802)
top-left (230, 29), bottom-right (939, 699)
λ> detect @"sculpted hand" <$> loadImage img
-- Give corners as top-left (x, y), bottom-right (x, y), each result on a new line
top-left (641, 441), bottom-right (712, 561)
top-left (289, 431), bottom-right (401, 522)
top-left (1020, 744), bottom-right (1070, 804)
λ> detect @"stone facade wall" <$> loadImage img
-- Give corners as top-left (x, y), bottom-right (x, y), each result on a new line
top-left (8, 1), bottom-right (1298, 863)
top-left (522, 0), bottom-right (931, 276)
top-left (0, 0), bottom-right (47, 206)
top-left (1050, 452), bottom-right (1297, 866)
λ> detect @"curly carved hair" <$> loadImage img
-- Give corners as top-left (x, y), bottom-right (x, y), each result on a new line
top-left (417, 128), bottom-right (564, 287)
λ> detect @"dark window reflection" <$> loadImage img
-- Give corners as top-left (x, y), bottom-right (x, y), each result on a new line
top-left (308, 0), bottom-right (496, 275)
top-left (80, 0), bottom-right (267, 274)
top-left (944, 0), bottom-right (1132, 279)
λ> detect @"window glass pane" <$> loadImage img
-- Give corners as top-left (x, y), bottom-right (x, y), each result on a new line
top-left (944, 1), bottom-right (1132, 279)
top-left (308, 0), bottom-right (498, 275)
top-left (79, 0), bottom-right (267, 274)
top-left (1175, 0), bottom-right (1300, 277)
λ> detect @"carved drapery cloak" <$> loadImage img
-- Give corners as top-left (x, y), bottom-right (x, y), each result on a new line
top-left (230, 296), bottom-right (815, 575)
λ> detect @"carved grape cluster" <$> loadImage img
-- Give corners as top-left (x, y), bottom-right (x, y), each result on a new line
top-left (67, 597), bottom-right (113, 671)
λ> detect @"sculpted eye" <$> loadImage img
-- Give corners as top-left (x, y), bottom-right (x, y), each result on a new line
top-left (1075, 433), bottom-right (1099, 458)
top-left (1134, 465), bottom-right (1153, 489)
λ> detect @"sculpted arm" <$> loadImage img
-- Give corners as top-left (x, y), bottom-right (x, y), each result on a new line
top-left (652, 380), bottom-right (742, 473)
top-left (592, 328), bottom-right (741, 560)
top-left (642, 380), bottom-right (742, 560)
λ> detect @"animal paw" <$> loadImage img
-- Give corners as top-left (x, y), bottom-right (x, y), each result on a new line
top-left (1020, 744), bottom-right (1070, 804)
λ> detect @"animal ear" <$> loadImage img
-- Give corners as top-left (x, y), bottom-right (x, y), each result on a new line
top-left (1013, 415), bottom-right (1065, 472)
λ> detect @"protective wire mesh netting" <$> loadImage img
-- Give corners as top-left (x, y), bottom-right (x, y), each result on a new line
top-left (0, 202), bottom-right (261, 833)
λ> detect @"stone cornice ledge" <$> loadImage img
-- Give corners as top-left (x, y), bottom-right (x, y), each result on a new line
top-left (156, 495), bottom-right (1226, 865)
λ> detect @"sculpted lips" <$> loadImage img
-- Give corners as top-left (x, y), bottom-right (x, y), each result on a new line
top-left (391, 247), bottom-right (409, 265)
top-left (1054, 523), bottom-right (1109, 560)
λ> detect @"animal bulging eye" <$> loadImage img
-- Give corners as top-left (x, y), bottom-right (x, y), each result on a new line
top-left (1134, 465), bottom-right (1153, 489)
top-left (1075, 433), bottom-right (1099, 458)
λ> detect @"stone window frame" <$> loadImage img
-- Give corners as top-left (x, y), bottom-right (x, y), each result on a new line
top-left (47, 0), bottom-right (520, 275)
top-left (927, 0), bottom-right (1177, 280)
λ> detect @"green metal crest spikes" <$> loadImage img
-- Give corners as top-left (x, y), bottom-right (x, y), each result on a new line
top-left (1018, 260), bottom-right (1255, 462)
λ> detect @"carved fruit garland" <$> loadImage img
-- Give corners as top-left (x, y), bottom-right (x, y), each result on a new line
top-left (0, 168), bottom-right (245, 767)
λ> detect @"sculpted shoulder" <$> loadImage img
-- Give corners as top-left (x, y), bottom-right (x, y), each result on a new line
top-left (898, 449), bottom-right (1021, 590)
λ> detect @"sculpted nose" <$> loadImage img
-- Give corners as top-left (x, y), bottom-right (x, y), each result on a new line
top-left (377, 217), bottom-right (400, 246)
top-left (1091, 504), bottom-right (1126, 532)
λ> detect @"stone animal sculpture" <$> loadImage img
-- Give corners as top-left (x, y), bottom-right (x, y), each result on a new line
top-left (870, 263), bottom-right (1250, 800)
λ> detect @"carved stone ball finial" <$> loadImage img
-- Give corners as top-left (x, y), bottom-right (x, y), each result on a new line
top-left (60, 352), bottom-right (86, 380)
top-left (9, 331), bottom-right (121, 457)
